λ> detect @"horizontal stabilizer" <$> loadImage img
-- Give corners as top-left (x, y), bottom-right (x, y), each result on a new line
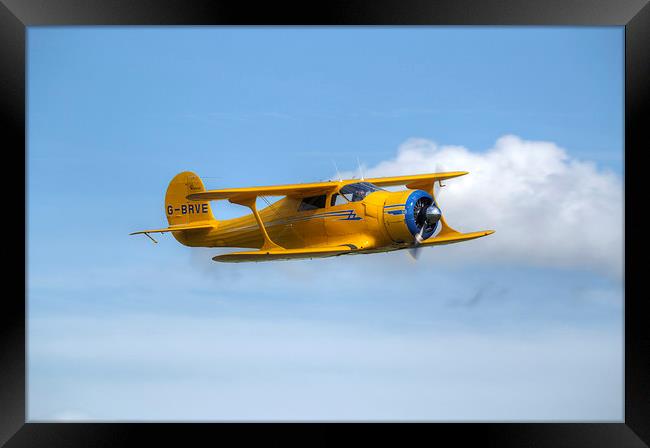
top-left (130, 222), bottom-right (214, 236)
top-left (213, 245), bottom-right (355, 263)
top-left (419, 230), bottom-right (495, 246)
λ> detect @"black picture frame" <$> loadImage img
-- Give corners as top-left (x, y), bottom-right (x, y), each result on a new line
top-left (2, 0), bottom-right (648, 446)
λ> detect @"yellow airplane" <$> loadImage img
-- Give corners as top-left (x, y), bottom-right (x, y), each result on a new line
top-left (131, 171), bottom-right (494, 262)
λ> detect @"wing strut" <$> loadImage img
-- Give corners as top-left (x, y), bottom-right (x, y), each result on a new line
top-left (143, 232), bottom-right (159, 243)
top-left (230, 197), bottom-right (284, 252)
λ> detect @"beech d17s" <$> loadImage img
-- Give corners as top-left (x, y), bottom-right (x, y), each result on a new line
top-left (131, 171), bottom-right (494, 262)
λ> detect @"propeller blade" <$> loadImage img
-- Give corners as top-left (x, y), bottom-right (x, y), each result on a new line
top-left (408, 225), bottom-right (426, 260)
top-left (434, 163), bottom-right (445, 201)
top-left (415, 225), bottom-right (426, 244)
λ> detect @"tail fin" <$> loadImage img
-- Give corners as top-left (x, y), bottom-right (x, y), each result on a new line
top-left (165, 171), bottom-right (215, 226)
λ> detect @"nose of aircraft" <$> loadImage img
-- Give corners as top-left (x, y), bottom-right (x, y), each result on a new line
top-left (425, 204), bottom-right (442, 226)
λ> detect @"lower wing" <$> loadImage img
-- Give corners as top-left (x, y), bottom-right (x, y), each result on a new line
top-left (212, 245), bottom-right (355, 263)
top-left (418, 230), bottom-right (495, 246)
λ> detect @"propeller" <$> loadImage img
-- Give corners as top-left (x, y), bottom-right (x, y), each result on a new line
top-left (407, 162), bottom-right (446, 260)
top-left (408, 197), bottom-right (442, 260)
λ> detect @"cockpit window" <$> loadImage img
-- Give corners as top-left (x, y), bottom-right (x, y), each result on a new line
top-left (298, 194), bottom-right (327, 211)
top-left (330, 193), bottom-right (348, 206)
top-left (338, 182), bottom-right (383, 203)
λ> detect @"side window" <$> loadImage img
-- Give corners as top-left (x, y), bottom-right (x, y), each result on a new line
top-left (330, 193), bottom-right (348, 207)
top-left (298, 195), bottom-right (326, 211)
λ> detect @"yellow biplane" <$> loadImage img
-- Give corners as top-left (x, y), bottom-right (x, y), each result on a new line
top-left (131, 171), bottom-right (494, 262)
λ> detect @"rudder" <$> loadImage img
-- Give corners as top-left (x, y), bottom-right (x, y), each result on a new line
top-left (165, 171), bottom-right (215, 226)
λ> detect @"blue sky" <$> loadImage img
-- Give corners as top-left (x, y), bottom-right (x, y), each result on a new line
top-left (27, 27), bottom-right (623, 421)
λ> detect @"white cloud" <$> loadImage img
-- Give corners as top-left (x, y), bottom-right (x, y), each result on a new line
top-left (344, 135), bottom-right (623, 277)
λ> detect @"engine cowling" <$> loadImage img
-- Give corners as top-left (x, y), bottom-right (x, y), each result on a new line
top-left (383, 189), bottom-right (441, 243)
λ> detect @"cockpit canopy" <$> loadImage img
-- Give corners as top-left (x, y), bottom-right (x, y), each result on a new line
top-left (299, 182), bottom-right (384, 211)
top-left (338, 182), bottom-right (383, 202)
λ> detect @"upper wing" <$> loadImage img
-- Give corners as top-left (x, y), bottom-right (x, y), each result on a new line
top-left (186, 172), bottom-right (468, 202)
top-left (364, 171), bottom-right (468, 189)
top-left (186, 181), bottom-right (338, 202)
